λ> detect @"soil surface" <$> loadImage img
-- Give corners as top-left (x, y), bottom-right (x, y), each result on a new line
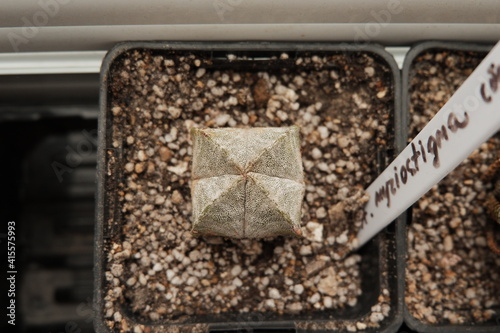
top-left (406, 48), bottom-right (500, 325)
top-left (101, 48), bottom-right (396, 332)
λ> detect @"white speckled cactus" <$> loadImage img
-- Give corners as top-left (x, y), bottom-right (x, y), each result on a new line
top-left (190, 126), bottom-right (305, 238)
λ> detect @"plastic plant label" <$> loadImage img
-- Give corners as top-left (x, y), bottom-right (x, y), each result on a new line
top-left (357, 41), bottom-right (500, 248)
top-left (190, 126), bottom-right (305, 238)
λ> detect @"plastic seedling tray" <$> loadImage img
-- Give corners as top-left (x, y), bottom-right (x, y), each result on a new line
top-left (402, 41), bottom-right (500, 333)
top-left (95, 42), bottom-right (404, 333)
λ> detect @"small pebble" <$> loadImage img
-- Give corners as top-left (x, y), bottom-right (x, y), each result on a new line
top-left (317, 126), bottom-right (329, 139)
top-left (364, 67), bottom-right (375, 77)
top-left (306, 221), bottom-right (323, 242)
top-left (268, 288), bottom-right (281, 300)
top-left (159, 147), bottom-right (173, 161)
top-left (356, 322), bottom-right (367, 330)
top-left (113, 311), bottom-right (122, 322)
top-left (215, 114), bottom-right (231, 126)
top-left (337, 137), bottom-right (349, 148)
top-left (126, 277), bottom-right (137, 286)
top-left (323, 296), bottom-right (333, 308)
top-left (110, 264), bottom-right (123, 277)
top-left (316, 207), bottom-right (327, 219)
top-left (293, 284), bottom-right (304, 295)
top-left (443, 235), bottom-right (454, 252)
top-left (189, 250), bottom-right (201, 261)
top-left (171, 276), bottom-right (182, 286)
top-left (309, 293), bottom-right (320, 304)
top-left (171, 190), bottom-right (183, 204)
top-left (231, 265), bottom-right (242, 277)
top-left (125, 162), bottom-right (135, 173)
top-left (134, 162), bottom-right (145, 174)
top-left (233, 278), bottom-right (243, 287)
top-left (318, 269), bottom-right (338, 296)
top-left (287, 302), bottom-right (303, 312)
top-left (186, 276), bottom-right (199, 286)
top-left (311, 147), bottom-right (322, 159)
top-left (264, 299), bottom-right (275, 308)
top-left (370, 312), bottom-right (384, 323)
top-left (195, 68), bottom-right (206, 78)
top-left (154, 196), bottom-right (165, 205)
top-left (299, 245), bottom-right (312, 256)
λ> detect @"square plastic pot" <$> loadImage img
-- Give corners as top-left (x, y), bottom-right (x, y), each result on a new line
top-left (402, 41), bottom-right (499, 333)
top-left (94, 42), bottom-right (404, 333)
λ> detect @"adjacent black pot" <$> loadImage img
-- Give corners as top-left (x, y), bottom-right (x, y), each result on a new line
top-left (94, 42), bottom-right (404, 332)
top-left (402, 41), bottom-right (499, 333)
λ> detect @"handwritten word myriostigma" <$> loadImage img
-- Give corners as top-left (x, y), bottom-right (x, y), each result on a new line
top-left (375, 111), bottom-right (469, 208)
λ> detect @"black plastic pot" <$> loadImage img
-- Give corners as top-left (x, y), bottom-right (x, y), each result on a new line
top-left (402, 41), bottom-right (499, 333)
top-left (95, 42), bottom-right (404, 333)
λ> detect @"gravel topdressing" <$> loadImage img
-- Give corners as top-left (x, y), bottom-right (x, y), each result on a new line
top-left (406, 48), bottom-right (500, 325)
top-left (100, 47), bottom-right (397, 332)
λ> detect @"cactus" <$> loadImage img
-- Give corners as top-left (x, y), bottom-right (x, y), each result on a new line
top-left (191, 126), bottom-right (305, 238)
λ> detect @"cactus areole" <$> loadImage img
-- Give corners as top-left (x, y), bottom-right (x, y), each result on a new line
top-left (190, 126), bottom-right (305, 238)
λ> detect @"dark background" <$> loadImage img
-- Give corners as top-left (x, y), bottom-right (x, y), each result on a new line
top-left (0, 73), bottom-right (98, 333)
